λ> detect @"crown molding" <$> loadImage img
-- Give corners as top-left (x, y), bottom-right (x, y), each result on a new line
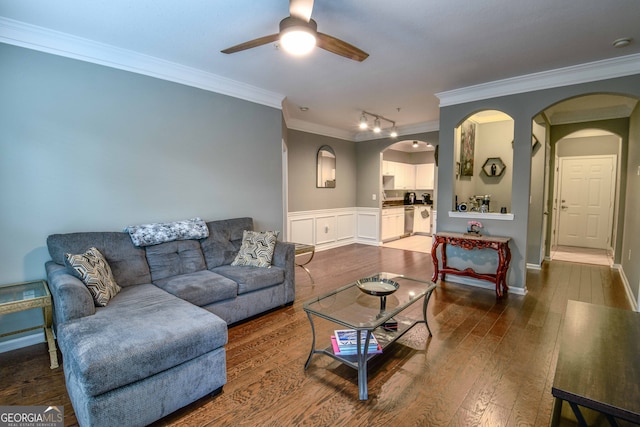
top-left (285, 117), bottom-right (355, 141)
top-left (436, 53), bottom-right (640, 107)
top-left (0, 17), bottom-right (285, 109)
top-left (281, 100), bottom-right (361, 141)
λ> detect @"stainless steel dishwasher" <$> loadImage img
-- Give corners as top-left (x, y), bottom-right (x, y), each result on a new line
top-left (404, 205), bottom-right (415, 236)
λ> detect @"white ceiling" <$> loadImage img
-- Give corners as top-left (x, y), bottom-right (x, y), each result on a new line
top-left (1, 0), bottom-right (640, 140)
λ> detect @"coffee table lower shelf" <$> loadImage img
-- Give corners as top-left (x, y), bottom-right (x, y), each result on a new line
top-left (309, 315), bottom-right (425, 370)
top-left (303, 274), bottom-right (436, 400)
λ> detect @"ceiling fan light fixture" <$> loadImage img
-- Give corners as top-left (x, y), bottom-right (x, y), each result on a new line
top-left (279, 17), bottom-right (317, 56)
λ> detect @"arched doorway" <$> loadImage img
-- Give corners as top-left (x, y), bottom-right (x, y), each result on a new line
top-left (380, 139), bottom-right (436, 252)
top-left (530, 93), bottom-right (638, 267)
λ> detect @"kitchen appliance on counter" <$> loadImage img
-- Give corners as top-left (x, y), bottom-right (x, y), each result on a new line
top-left (421, 193), bottom-right (432, 205)
top-left (404, 192), bottom-right (416, 205)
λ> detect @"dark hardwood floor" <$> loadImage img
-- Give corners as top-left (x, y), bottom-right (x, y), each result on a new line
top-left (0, 244), bottom-right (633, 426)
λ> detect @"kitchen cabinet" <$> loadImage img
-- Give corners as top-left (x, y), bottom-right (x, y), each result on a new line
top-left (381, 207), bottom-right (404, 241)
top-left (416, 163), bottom-right (435, 190)
top-left (413, 205), bottom-right (431, 234)
top-left (382, 161), bottom-right (396, 176)
top-left (397, 163), bottom-right (416, 190)
top-left (381, 161), bottom-right (434, 190)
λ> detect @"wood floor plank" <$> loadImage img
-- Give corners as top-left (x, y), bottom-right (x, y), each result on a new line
top-left (0, 243), bottom-right (633, 427)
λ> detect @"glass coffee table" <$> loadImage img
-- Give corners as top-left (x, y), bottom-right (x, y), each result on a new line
top-left (303, 272), bottom-right (437, 400)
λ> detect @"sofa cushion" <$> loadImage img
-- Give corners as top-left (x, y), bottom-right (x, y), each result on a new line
top-left (47, 232), bottom-right (151, 287)
top-left (64, 247), bottom-right (121, 307)
top-left (200, 218), bottom-right (253, 269)
top-left (231, 230), bottom-right (278, 268)
top-left (212, 265), bottom-right (285, 294)
top-left (154, 270), bottom-right (237, 307)
top-left (145, 240), bottom-right (206, 282)
top-left (124, 217), bottom-right (209, 247)
top-left (57, 284), bottom-right (227, 397)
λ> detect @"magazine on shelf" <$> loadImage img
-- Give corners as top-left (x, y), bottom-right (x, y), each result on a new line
top-left (333, 329), bottom-right (380, 352)
top-left (331, 336), bottom-right (382, 355)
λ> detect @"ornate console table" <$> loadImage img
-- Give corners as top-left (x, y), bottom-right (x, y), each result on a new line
top-left (431, 232), bottom-right (511, 297)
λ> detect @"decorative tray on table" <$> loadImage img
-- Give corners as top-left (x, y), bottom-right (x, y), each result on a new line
top-left (356, 276), bottom-right (399, 296)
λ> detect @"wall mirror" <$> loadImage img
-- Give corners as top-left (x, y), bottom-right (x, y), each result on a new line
top-left (317, 145), bottom-right (336, 188)
top-left (453, 110), bottom-right (514, 213)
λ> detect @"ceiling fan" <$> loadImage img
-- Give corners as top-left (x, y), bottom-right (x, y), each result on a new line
top-left (220, 0), bottom-right (369, 62)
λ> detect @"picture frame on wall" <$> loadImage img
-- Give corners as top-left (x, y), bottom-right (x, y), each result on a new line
top-left (460, 121), bottom-right (475, 176)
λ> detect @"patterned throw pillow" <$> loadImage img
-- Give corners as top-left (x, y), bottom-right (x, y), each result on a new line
top-left (231, 230), bottom-right (279, 268)
top-left (65, 247), bottom-right (121, 306)
top-left (124, 217), bottom-right (209, 247)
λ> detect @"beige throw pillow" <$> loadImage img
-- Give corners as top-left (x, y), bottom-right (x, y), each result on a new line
top-left (65, 247), bottom-right (121, 306)
top-left (231, 230), bottom-right (278, 268)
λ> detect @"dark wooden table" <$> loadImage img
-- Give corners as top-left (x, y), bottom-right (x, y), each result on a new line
top-left (550, 300), bottom-right (640, 426)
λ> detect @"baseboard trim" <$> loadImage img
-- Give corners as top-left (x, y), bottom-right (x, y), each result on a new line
top-left (441, 275), bottom-right (527, 296)
top-left (526, 263), bottom-right (542, 271)
top-left (615, 264), bottom-right (639, 312)
top-left (0, 332), bottom-right (44, 354)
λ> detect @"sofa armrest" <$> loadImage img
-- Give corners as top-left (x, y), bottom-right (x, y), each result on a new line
top-left (272, 241), bottom-right (295, 303)
top-left (46, 261), bottom-right (96, 327)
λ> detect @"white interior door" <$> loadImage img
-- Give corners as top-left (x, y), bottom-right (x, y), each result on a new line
top-left (557, 155), bottom-right (615, 249)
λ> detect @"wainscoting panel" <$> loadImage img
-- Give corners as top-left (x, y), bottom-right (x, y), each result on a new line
top-left (315, 215), bottom-right (337, 245)
top-left (288, 208), bottom-right (380, 251)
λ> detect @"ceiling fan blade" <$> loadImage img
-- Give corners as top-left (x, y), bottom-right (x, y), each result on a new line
top-left (289, 0), bottom-right (314, 22)
top-left (221, 34), bottom-right (280, 54)
top-left (316, 32), bottom-right (369, 62)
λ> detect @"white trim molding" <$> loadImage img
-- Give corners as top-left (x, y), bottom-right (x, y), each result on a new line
top-left (448, 211), bottom-right (514, 221)
top-left (615, 264), bottom-right (639, 312)
top-left (0, 17), bottom-right (285, 109)
top-left (436, 53), bottom-right (640, 107)
top-left (441, 276), bottom-right (527, 296)
top-left (287, 207), bottom-right (379, 252)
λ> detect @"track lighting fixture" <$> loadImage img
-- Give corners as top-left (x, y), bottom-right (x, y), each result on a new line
top-left (357, 111), bottom-right (397, 138)
top-left (373, 118), bottom-right (381, 133)
top-left (359, 113), bottom-right (368, 129)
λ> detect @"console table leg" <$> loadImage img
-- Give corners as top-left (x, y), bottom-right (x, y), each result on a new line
top-left (431, 238), bottom-right (440, 282)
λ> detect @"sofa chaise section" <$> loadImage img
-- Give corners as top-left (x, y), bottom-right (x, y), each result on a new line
top-left (45, 217), bottom-right (295, 426)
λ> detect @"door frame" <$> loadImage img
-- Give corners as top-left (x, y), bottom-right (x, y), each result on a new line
top-left (553, 153), bottom-right (618, 251)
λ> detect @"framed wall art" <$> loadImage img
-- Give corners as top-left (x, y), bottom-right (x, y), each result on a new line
top-left (460, 121), bottom-right (475, 176)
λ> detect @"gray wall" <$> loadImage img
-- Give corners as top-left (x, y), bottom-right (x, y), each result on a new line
top-left (286, 129), bottom-right (356, 212)
top-left (557, 134), bottom-right (620, 156)
top-left (623, 105), bottom-right (640, 304)
top-left (0, 45), bottom-right (284, 343)
top-left (437, 74), bottom-right (640, 292)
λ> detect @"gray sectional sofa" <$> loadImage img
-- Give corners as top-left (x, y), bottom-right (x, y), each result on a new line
top-left (45, 217), bottom-right (295, 427)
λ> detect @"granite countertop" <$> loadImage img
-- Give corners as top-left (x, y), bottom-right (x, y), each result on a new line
top-left (382, 201), bottom-right (432, 208)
